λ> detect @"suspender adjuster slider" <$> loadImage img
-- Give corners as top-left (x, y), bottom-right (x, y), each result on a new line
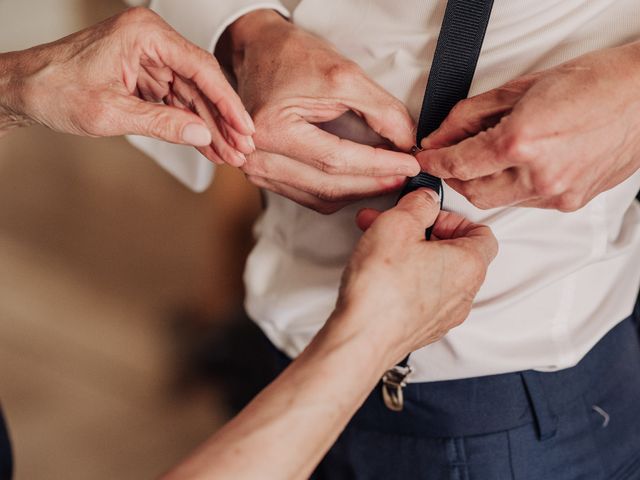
top-left (381, 364), bottom-right (413, 412)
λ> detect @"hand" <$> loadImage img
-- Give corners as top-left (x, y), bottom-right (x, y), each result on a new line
top-left (219, 10), bottom-right (420, 214)
top-left (0, 7), bottom-right (255, 164)
top-left (333, 189), bottom-right (498, 365)
top-left (416, 41), bottom-right (640, 212)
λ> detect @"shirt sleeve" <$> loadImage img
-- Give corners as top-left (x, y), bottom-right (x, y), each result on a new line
top-left (127, 0), bottom-right (291, 192)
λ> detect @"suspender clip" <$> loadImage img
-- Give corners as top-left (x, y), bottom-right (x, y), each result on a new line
top-left (382, 364), bottom-right (413, 412)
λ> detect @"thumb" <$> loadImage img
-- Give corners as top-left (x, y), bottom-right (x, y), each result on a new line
top-left (119, 96), bottom-right (212, 146)
top-left (359, 98), bottom-right (415, 152)
top-left (420, 80), bottom-right (530, 150)
top-left (341, 75), bottom-right (416, 151)
top-left (394, 188), bottom-right (441, 232)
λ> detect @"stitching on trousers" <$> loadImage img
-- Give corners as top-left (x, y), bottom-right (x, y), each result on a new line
top-left (591, 405), bottom-right (610, 428)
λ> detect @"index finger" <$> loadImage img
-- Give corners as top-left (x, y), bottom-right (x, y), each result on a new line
top-left (159, 30), bottom-right (255, 136)
top-left (416, 126), bottom-right (514, 181)
top-left (432, 211), bottom-right (498, 265)
top-left (279, 120), bottom-right (420, 177)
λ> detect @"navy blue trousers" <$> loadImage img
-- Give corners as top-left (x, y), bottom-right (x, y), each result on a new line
top-left (0, 317), bottom-right (638, 480)
top-left (0, 406), bottom-right (11, 480)
top-left (273, 315), bottom-right (640, 480)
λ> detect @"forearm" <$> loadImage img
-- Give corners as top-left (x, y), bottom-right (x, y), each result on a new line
top-left (162, 307), bottom-right (393, 480)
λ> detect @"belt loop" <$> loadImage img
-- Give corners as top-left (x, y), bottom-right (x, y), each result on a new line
top-left (520, 371), bottom-right (558, 441)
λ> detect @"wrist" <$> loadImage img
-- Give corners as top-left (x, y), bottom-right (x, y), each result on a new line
top-left (0, 51), bottom-right (35, 134)
top-left (320, 304), bottom-right (406, 375)
top-left (219, 9), bottom-right (292, 77)
top-left (229, 9), bottom-right (289, 51)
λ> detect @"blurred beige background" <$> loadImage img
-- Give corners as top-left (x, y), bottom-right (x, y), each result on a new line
top-left (0, 1), bottom-right (261, 478)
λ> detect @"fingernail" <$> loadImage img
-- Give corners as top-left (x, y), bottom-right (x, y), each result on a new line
top-left (247, 135), bottom-right (256, 151)
top-left (244, 111), bottom-right (256, 134)
top-left (182, 123), bottom-right (211, 146)
top-left (399, 164), bottom-right (420, 176)
top-left (424, 188), bottom-right (440, 202)
top-left (234, 150), bottom-right (247, 166)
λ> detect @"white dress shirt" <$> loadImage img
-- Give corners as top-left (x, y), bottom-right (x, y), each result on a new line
top-left (130, 0), bottom-right (640, 382)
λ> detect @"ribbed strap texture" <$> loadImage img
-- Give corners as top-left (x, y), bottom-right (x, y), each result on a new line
top-left (399, 0), bottom-right (494, 205)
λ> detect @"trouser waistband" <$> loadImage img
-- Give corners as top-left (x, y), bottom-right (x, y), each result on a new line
top-left (346, 316), bottom-right (640, 439)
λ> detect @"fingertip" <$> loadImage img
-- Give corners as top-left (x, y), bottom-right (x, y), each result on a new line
top-left (197, 145), bottom-right (225, 165)
top-left (395, 188), bottom-right (441, 229)
top-left (420, 135), bottom-right (433, 150)
top-left (401, 187), bottom-right (440, 206)
top-left (386, 152), bottom-right (420, 177)
top-left (244, 111), bottom-right (256, 134)
top-left (424, 187), bottom-right (440, 203)
top-left (229, 150), bottom-right (247, 167)
top-left (356, 208), bottom-right (380, 231)
top-left (404, 159), bottom-right (421, 177)
top-left (396, 131), bottom-right (416, 152)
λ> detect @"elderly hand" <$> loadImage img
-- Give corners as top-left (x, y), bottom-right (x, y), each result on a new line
top-left (417, 41), bottom-right (640, 212)
top-left (219, 10), bottom-right (421, 214)
top-left (0, 7), bottom-right (255, 163)
top-left (333, 189), bottom-right (497, 365)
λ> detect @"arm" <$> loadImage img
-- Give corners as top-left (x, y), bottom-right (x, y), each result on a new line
top-left (162, 311), bottom-right (389, 480)
top-left (0, 8), bottom-right (254, 162)
top-left (163, 189), bottom-right (498, 480)
top-left (417, 40), bottom-right (640, 211)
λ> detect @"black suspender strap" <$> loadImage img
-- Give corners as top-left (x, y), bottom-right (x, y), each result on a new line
top-left (381, 0), bottom-right (495, 412)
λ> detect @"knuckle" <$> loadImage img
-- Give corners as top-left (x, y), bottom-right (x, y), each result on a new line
top-left (448, 100), bottom-right (469, 123)
top-left (315, 183), bottom-right (341, 202)
top-left (250, 108), bottom-right (277, 149)
top-left (459, 188), bottom-right (493, 210)
top-left (245, 174), bottom-right (261, 187)
top-left (498, 125), bottom-right (535, 163)
top-left (447, 160), bottom-right (472, 181)
top-left (448, 311), bottom-right (468, 330)
top-left (139, 109), bottom-right (177, 140)
top-left (466, 249), bottom-right (487, 279)
top-left (554, 192), bottom-right (584, 212)
top-left (242, 154), bottom-right (267, 177)
top-left (387, 99), bottom-right (410, 122)
top-left (117, 6), bottom-right (156, 26)
top-left (313, 202), bottom-right (341, 215)
top-left (319, 151), bottom-right (347, 175)
top-left (454, 245), bottom-right (486, 283)
top-left (531, 171), bottom-right (568, 197)
top-left (325, 61), bottom-right (360, 87)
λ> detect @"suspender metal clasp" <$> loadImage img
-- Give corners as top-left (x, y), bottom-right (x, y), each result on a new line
top-left (381, 364), bottom-right (413, 412)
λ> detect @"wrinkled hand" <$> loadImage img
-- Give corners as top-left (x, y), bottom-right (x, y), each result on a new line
top-left (334, 189), bottom-right (497, 365)
top-left (417, 41), bottom-right (640, 212)
top-left (3, 7), bottom-right (255, 162)
top-left (220, 10), bottom-right (420, 214)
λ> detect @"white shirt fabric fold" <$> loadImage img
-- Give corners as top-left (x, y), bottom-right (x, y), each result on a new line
top-left (131, 0), bottom-right (640, 382)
